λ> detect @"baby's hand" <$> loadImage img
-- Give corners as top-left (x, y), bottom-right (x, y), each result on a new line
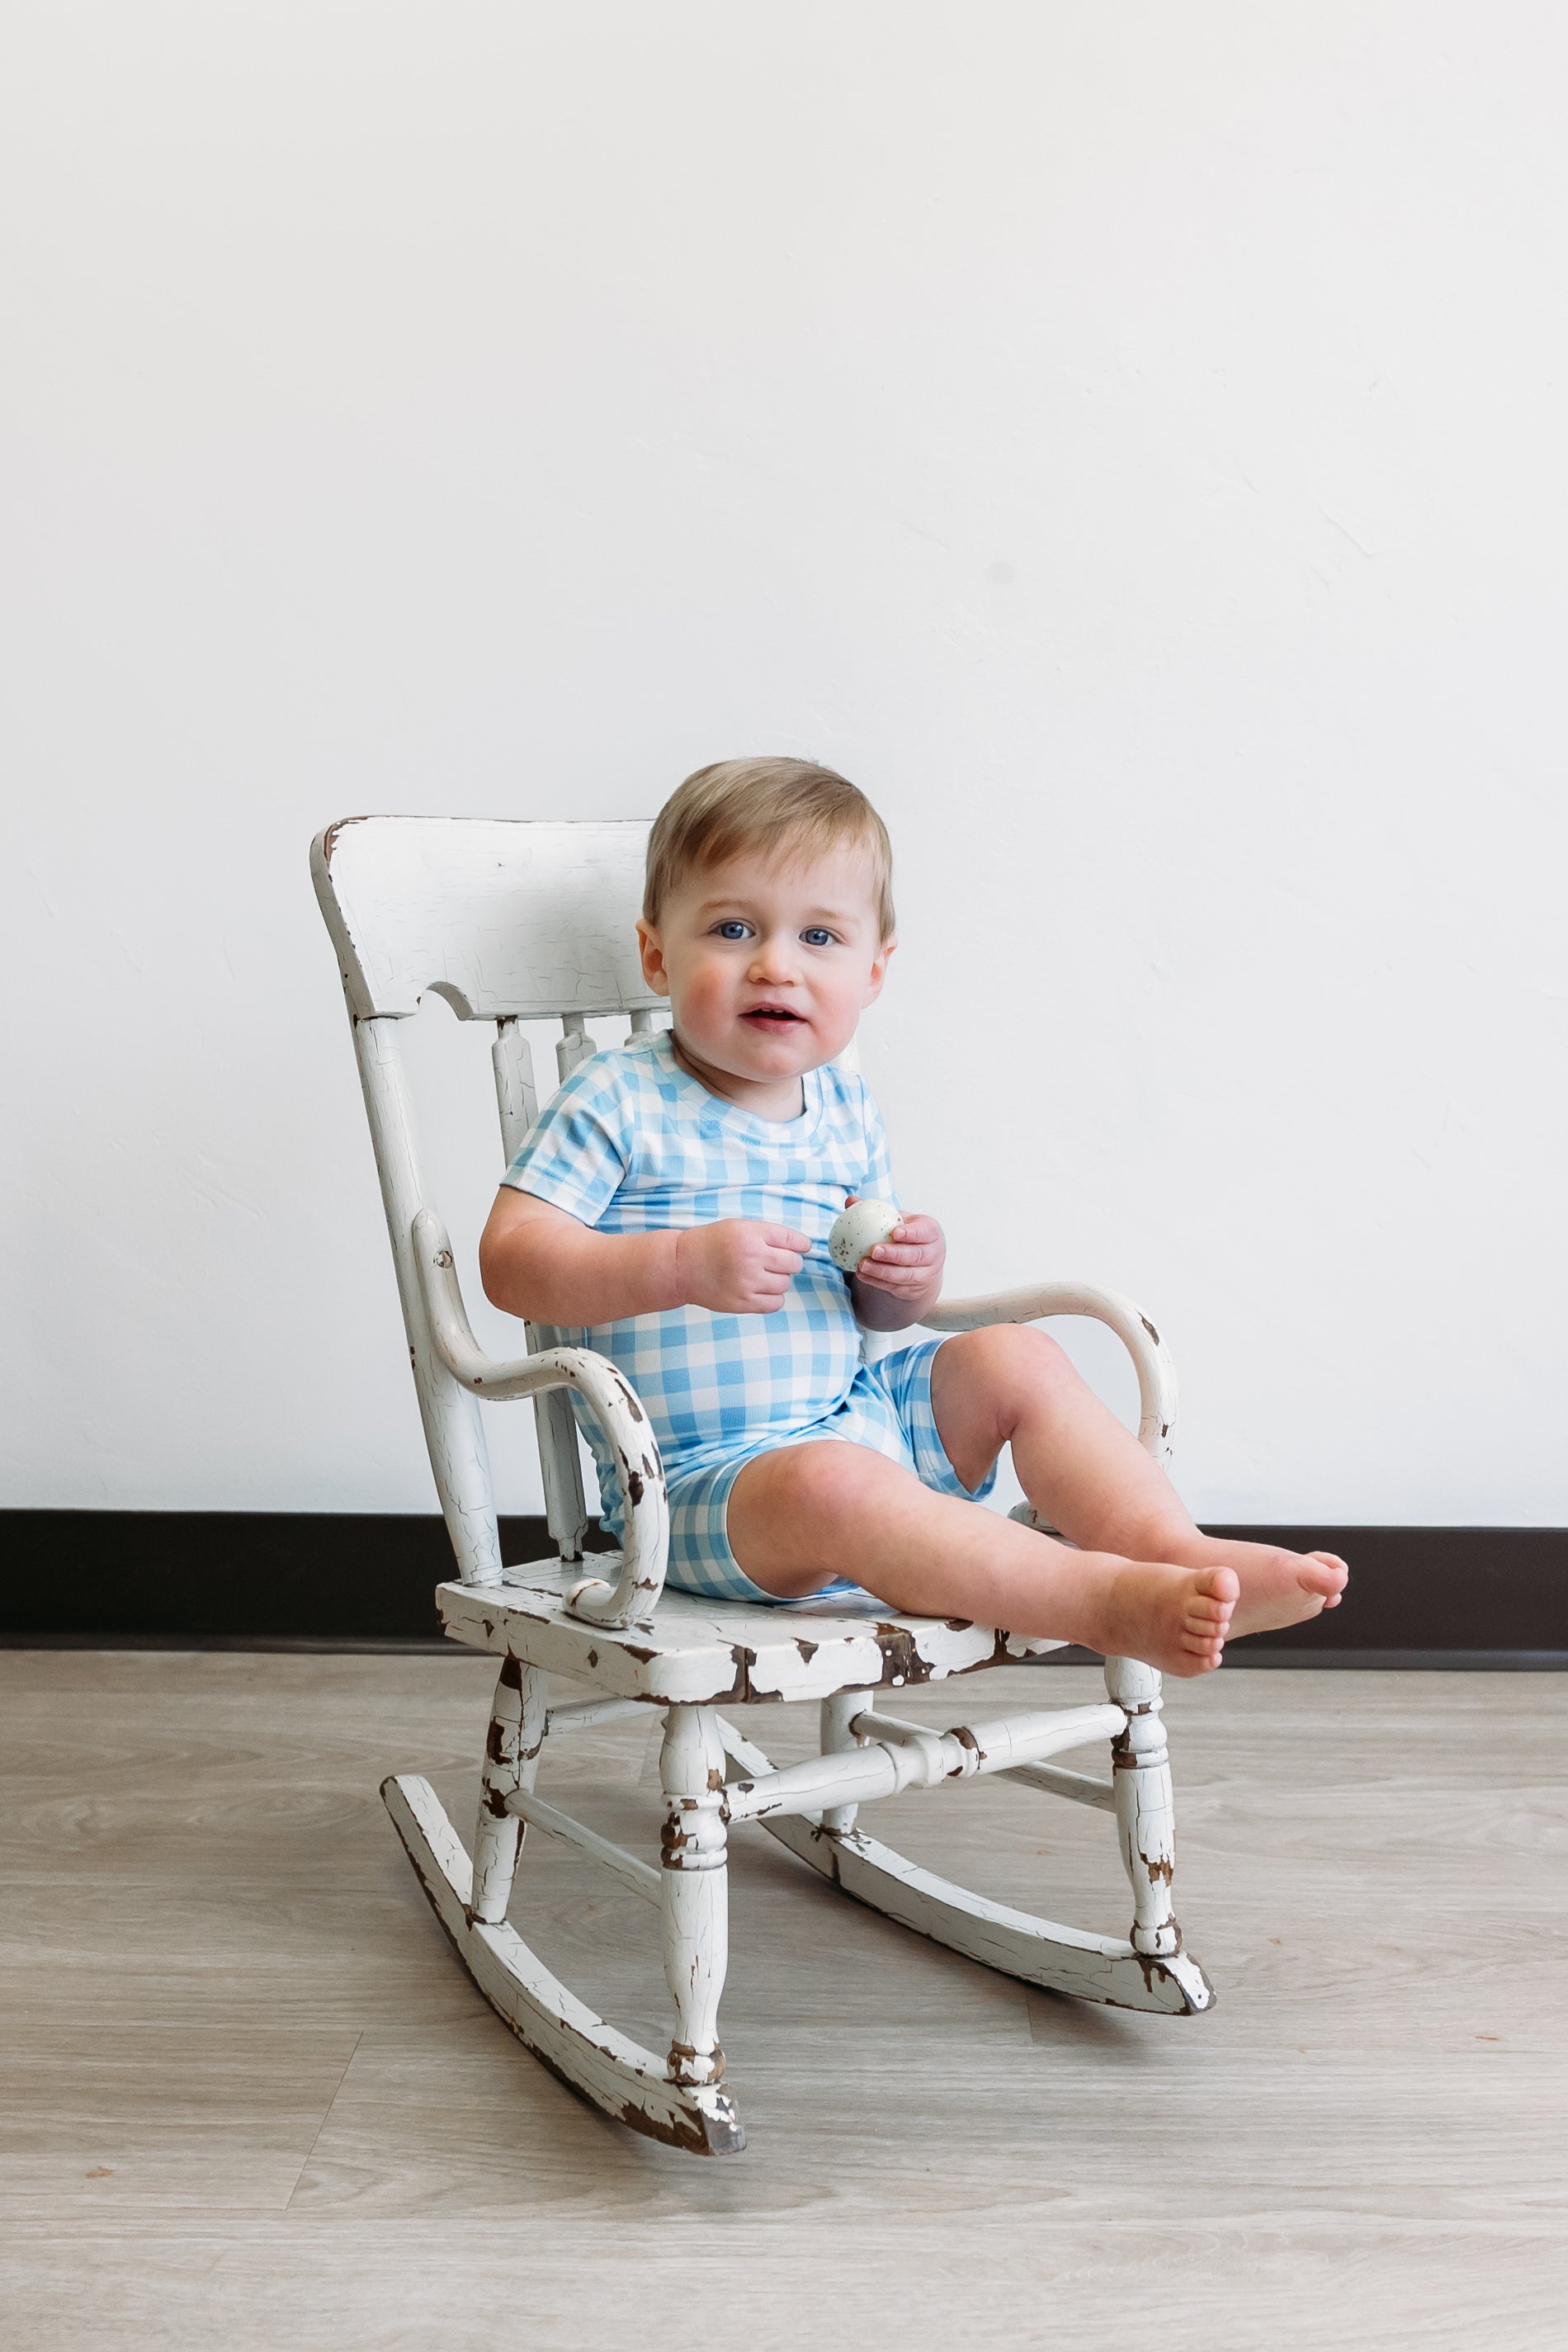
top-left (851, 1207), bottom-right (946, 1303)
top-left (676, 1219), bottom-right (811, 1316)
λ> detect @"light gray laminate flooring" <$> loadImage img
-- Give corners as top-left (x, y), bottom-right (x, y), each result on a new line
top-left (2, 1652), bottom-right (1562, 2350)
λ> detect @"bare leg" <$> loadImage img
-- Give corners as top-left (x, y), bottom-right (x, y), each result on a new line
top-left (928, 1326), bottom-right (1348, 1638)
top-left (726, 1441), bottom-right (1238, 1676)
top-left (725, 1325), bottom-right (1348, 1667)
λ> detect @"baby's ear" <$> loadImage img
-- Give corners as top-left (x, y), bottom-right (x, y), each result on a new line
top-left (862, 935), bottom-right (895, 1005)
top-left (635, 918), bottom-right (672, 996)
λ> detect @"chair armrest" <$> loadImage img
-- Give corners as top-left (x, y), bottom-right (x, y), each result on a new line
top-left (411, 1210), bottom-right (668, 1629)
top-left (920, 1282), bottom-right (1178, 1460)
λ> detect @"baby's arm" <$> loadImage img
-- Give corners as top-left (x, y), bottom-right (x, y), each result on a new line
top-left (849, 1209), bottom-right (947, 1331)
top-left (479, 1188), bottom-right (811, 1325)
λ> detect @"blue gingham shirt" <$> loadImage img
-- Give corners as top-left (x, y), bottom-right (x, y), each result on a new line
top-left (500, 1031), bottom-right (896, 1498)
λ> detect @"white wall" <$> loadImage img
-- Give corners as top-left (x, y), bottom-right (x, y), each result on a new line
top-left (3, 2), bottom-right (1563, 1523)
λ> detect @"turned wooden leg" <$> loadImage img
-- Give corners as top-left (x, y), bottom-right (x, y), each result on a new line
top-left (660, 1705), bottom-right (730, 2086)
top-left (470, 1658), bottom-right (547, 1925)
top-left (1103, 1655), bottom-right (1181, 1959)
top-left (819, 1690), bottom-right (867, 1835)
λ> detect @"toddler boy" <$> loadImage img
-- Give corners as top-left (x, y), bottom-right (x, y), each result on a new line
top-left (479, 758), bottom-right (1346, 1674)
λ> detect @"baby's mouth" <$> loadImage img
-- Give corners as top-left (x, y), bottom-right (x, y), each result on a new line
top-left (742, 1005), bottom-right (805, 1030)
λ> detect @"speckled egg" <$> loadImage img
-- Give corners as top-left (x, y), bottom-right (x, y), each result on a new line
top-left (827, 1197), bottom-right (904, 1274)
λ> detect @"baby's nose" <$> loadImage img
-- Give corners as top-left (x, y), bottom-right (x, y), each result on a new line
top-left (748, 933), bottom-right (800, 979)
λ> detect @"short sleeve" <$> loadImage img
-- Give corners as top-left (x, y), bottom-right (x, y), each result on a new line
top-left (858, 1082), bottom-right (900, 1208)
top-left (499, 1056), bottom-right (631, 1227)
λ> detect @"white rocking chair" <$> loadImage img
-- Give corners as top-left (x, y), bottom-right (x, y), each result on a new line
top-left (311, 814), bottom-right (1215, 2156)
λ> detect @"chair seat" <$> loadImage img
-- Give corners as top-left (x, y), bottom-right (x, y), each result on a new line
top-left (437, 1556), bottom-right (1065, 1705)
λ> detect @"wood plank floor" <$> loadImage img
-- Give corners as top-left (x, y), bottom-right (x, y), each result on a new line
top-left (2, 1652), bottom-right (1563, 2350)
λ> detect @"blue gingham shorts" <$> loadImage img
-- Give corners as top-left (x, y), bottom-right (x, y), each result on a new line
top-left (661, 1335), bottom-right (999, 1606)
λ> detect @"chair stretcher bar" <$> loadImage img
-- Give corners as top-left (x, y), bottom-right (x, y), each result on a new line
top-left (722, 1701), bottom-right (1124, 1825)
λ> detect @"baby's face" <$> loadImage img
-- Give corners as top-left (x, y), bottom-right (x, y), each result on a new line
top-left (637, 843), bottom-right (892, 1093)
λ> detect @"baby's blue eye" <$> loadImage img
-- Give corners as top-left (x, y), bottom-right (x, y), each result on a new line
top-left (716, 920), bottom-right (751, 941)
top-left (801, 927), bottom-right (834, 947)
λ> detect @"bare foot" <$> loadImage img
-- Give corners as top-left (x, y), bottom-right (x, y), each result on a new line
top-left (1074, 1561), bottom-right (1240, 1679)
top-left (1165, 1538), bottom-right (1348, 1637)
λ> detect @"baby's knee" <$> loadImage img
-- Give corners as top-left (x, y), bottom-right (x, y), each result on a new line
top-left (766, 1438), bottom-right (906, 1531)
top-left (945, 1321), bottom-right (1074, 1395)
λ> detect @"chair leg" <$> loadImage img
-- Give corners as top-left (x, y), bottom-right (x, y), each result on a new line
top-left (659, 1705), bottom-right (729, 2086)
top-left (819, 1691), bottom-right (866, 1835)
top-left (470, 1658), bottom-right (547, 1925)
top-left (1104, 1655), bottom-right (1182, 1959)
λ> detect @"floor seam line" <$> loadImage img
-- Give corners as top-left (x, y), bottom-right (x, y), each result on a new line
top-left (281, 2031), bottom-right (363, 2213)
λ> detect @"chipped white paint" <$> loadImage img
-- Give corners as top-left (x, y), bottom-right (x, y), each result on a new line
top-left (659, 1707), bottom-right (730, 2087)
top-left (470, 1658), bottom-right (545, 1925)
top-left (311, 817), bottom-right (660, 1021)
top-left (723, 1702), bottom-right (1123, 1825)
top-left (437, 1558), bottom-right (1059, 1704)
top-left (759, 1812), bottom-right (1214, 2014)
top-left (711, 1712), bottom-right (1211, 2013)
top-left (1105, 1654), bottom-right (1183, 1959)
top-left (314, 813), bottom-right (1215, 2155)
top-left (412, 1207), bottom-right (668, 1628)
top-left (381, 1771), bottom-right (744, 2153)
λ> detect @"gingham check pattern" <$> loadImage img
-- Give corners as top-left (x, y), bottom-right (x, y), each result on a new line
top-left (662, 1341), bottom-right (998, 1603)
top-left (502, 1032), bottom-right (991, 1600)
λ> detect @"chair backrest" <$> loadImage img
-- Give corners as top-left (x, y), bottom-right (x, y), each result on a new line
top-left (312, 815), bottom-right (660, 1021)
top-left (313, 815), bottom-right (664, 1590)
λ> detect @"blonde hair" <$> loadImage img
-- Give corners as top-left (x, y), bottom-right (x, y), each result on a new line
top-left (644, 758), bottom-right (895, 941)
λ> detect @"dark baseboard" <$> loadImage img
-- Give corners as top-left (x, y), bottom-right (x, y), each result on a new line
top-left (1, 1513), bottom-right (1562, 1665)
top-left (0, 1511), bottom-right (608, 1646)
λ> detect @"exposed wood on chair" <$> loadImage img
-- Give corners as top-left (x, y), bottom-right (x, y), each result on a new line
top-left (1105, 1655), bottom-right (1183, 1958)
top-left (470, 1657), bottom-right (545, 1925)
top-left (437, 1564), bottom-right (1060, 1705)
top-left (759, 1810), bottom-right (1215, 2014)
top-left (659, 1708), bottom-right (731, 2090)
top-left (314, 814), bottom-right (1215, 2155)
top-left (412, 1208), bottom-right (669, 1631)
top-left (723, 1703), bottom-right (1124, 1824)
top-left (381, 1773), bottom-right (744, 2153)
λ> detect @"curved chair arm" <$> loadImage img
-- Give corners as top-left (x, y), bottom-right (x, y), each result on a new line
top-left (920, 1282), bottom-right (1178, 1462)
top-left (411, 1210), bottom-right (668, 1629)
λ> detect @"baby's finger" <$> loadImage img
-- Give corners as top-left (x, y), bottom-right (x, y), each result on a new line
top-left (763, 1224), bottom-right (813, 1257)
top-left (853, 1258), bottom-right (920, 1292)
top-left (867, 1238), bottom-right (940, 1267)
top-left (887, 1212), bottom-right (938, 1241)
